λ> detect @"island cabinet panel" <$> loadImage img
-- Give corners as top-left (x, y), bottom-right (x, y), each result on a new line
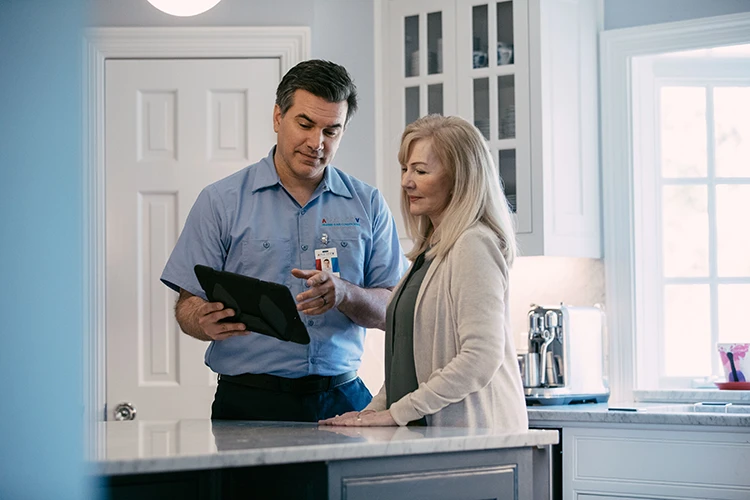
top-left (328, 448), bottom-right (548, 500)
top-left (102, 469), bottom-right (221, 500)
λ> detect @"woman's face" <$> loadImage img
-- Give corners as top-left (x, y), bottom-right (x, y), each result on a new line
top-left (401, 138), bottom-right (453, 228)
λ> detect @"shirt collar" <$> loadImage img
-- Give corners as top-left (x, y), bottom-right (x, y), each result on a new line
top-left (251, 146), bottom-right (352, 199)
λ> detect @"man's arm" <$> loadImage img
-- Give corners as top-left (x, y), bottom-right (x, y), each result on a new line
top-left (291, 269), bottom-right (393, 330)
top-left (175, 289), bottom-right (248, 341)
top-left (338, 283), bottom-right (393, 330)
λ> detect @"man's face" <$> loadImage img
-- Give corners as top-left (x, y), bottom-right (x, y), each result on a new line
top-left (273, 89), bottom-right (348, 184)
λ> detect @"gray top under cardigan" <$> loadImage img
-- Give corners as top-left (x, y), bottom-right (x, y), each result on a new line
top-left (385, 252), bottom-right (431, 425)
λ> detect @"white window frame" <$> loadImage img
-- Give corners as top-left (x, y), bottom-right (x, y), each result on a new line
top-left (600, 12), bottom-right (750, 402)
top-left (634, 57), bottom-right (750, 389)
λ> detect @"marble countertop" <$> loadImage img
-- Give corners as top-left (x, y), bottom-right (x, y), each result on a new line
top-left (94, 420), bottom-right (559, 476)
top-left (527, 402), bottom-right (750, 427)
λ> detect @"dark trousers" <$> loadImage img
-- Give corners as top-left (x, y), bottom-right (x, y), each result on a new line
top-left (211, 376), bottom-right (372, 422)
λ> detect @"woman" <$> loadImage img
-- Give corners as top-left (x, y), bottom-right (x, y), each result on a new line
top-left (320, 115), bottom-right (528, 430)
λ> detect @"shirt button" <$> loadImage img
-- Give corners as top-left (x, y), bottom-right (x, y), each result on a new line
top-left (263, 241), bottom-right (270, 249)
top-left (301, 244), bottom-right (308, 251)
top-left (300, 209), bottom-right (306, 215)
top-left (307, 320), bottom-right (314, 327)
top-left (341, 241), bottom-right (348, 247)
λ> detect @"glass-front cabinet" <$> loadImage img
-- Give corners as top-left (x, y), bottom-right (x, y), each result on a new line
top-left (456, 0), bottom-right (530, 233)
top-left (386, 0), bottom-right (532, 238)
top-left (384, 0), bottom-right (601, 257)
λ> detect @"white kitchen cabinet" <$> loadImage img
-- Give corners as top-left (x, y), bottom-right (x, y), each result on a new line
top-left (563, 426), bottom-right (750, 500)
top-left (380, 0), bottom-right (601, 257)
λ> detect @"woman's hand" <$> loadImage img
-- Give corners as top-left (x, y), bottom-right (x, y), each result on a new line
top-left (319, 409), bottom-right (397, 427)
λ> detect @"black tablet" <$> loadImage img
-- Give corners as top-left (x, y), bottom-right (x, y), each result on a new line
top-left (194, 265), bottom-right (310, 345)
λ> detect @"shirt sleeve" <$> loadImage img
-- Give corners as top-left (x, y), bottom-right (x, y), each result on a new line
top-left (160, 185), bottom-right (228, 299)
top-left (363, 189), bottom-right (408, 289)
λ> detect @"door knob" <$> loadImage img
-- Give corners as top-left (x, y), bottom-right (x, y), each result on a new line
top-left (114, 402), bottom-right (137, 421)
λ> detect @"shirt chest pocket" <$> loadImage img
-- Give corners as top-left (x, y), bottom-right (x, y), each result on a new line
top-left (241, 238), bottom-right (292, 278)
top-left (329, 237), bottom-right (366, 287)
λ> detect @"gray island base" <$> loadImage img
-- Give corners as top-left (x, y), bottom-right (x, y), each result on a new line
top-left (94, 420), bottom-right (558, 499)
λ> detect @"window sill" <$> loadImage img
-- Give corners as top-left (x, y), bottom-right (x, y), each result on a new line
top-left (634, 389), bottom-right (750, 404)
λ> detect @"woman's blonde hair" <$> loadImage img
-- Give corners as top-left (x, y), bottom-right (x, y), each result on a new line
top-left (398, 114), bottom-right (517, 266)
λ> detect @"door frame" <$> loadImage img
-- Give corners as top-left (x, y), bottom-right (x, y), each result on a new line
top-left (82, 26), bottom-right (310, 451)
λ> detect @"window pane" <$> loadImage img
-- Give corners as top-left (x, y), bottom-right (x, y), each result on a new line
top-left (498, 75), bottom-right (515, 139)
top-left (714, 87), bottom-right (750, 177)
top-left (427, 83), bottom-right (443, 115)
top-left (473, 77), bottom-right (490, 139)
top-left (660, 87), bottom-right (707, 178)
top-left (427, 12), bottom-right (443, 75)
top-left (499, 149), bottom-right (516, 212)
top-left (405, 87), bottom-right (419, 126)
top-left (496, 1), bottom-right (514, 65)
top-left (663, 284), bottom-right (711, 377)
top-left (472, 5), bottom-right (489, 69)
top-left (662, 185), bottom-right (708, 277)
top-left (405, 15), bottom-right (419, 77)
top-left (718, 284), bottom-right (750, 343)
top-left (716, 185), bottom-right (750, 276)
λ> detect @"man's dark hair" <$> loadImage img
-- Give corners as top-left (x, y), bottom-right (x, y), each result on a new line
top-left (275, 59), bottom-right (358, 126)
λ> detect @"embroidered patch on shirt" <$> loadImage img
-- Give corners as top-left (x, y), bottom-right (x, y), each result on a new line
top-left (321, 217), bottom-right (361, 227)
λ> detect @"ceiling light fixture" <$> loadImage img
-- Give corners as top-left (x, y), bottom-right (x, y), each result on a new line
top-left (146, 0), bottom-right (222, 17)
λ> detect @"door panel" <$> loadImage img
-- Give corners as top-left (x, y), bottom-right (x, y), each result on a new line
top-left (105, 58), bottom-right (279, 420)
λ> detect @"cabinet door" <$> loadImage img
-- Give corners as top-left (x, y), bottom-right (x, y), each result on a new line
top-left (456, 0), bottom-right (531, 234)
top-left (389, 0), bottom-right (457, 127)
top-left (386, 0), bottom-right (457, 235)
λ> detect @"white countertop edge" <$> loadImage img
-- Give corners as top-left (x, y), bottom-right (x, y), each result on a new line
top-left (95, 429), bottom-right (559, 477)
top-left (634, 389), bottom-right (750, 403)
top-left (526, 403), bottom-right (750, 426)
top-left (527, 410), bottom-right (750, 426)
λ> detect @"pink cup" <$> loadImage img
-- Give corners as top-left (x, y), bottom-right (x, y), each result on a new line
top-left (717, 343), bottom-right (750, 382)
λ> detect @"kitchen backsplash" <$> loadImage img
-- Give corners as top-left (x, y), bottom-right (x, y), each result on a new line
top-left (509, 256), bottom-right (606, 361)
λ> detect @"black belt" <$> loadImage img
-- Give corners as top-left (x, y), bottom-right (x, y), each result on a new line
top-left (219, 371), bottom-right (358, 394)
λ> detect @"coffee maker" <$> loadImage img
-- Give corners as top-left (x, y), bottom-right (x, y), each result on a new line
top-left (519, 304), bottom-right (609, 405)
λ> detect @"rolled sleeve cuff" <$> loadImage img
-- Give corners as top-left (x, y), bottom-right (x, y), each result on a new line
top-left (389, 396), bottom-right (423, 427)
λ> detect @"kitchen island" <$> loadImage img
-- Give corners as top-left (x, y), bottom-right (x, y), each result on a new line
top-left (93, 420), bottom-right (558, 500)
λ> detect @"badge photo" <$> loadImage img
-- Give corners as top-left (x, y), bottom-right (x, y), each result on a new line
top-left (315, 247), bottom-right (340, 277)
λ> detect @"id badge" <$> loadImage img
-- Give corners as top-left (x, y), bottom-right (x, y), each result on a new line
top-left (315, 247), bottom-right (340, 277)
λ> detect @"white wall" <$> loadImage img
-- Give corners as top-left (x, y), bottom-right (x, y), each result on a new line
top-left (87, 0), bottom-right (378, 186)
top-left (604, 0), bottom-right (750, 30)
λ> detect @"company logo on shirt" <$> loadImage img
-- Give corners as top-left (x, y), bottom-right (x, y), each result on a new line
top-left (321, 217), bottom-right (361, 227)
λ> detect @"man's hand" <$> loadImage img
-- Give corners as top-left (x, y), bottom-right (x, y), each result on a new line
top-left (292, 268), bottom-right (347, 315)
top-left (176, 289), bottom-right (248, 341)
top-left (194, 301), bottom-right (248, 340)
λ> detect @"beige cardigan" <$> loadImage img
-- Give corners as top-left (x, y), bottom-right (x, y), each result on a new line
top-left (365, 224), bottom-right (529, 430)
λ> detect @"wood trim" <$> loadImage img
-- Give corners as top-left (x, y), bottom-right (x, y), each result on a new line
top-left (82, 26), bottom-right (310, 456)
top-left (600, 12), bottom-right (750, 402)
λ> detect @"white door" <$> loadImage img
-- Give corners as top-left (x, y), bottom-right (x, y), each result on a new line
top-left (105, 58), bottom-right (279, 421)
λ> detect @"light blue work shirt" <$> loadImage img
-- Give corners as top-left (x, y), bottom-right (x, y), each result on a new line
top-left (161, 148), bottom-right (407, 378)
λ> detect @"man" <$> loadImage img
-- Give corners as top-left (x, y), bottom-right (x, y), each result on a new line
top-left (160, 59), bottom-right (405, 422)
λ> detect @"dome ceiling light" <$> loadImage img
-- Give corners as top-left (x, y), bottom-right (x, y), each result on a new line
top-left (146, 0), bottom-right (222, 17)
